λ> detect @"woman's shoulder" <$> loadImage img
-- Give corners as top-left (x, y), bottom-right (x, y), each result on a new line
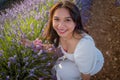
top-left (77, 33), bottom-right (95, 48)
top-left (81, 33), bottom-right (94, 40)
top-left (74, 33), bottom-right (103, 59)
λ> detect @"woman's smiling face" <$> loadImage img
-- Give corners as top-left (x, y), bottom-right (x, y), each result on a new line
top-left (52, 8), bottom-right (76, 39)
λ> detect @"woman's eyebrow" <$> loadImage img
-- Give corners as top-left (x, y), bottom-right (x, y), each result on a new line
top-left (65, 17), bottom-right (72, 19)
top-left (53, 16), bottom-right (72, 19)
top-left (53, 16), bottom-right (59, 18)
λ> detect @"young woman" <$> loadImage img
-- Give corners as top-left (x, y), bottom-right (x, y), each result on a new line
top-left (21, 1), bottom-right (104, 80)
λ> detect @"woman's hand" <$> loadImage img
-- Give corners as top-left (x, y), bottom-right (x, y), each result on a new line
top-left (42, 43), bottom-right (55, 53)
top-left (21, 38), bottom-right (55, 53)
top-left (32, 38), bottom-right (43, 52)
top-left (81, 73), bottom-right (91, 80)
top-left (21, 38), bottom-right (32, 47)
top-left (33, 38), bottom-right (43, 48)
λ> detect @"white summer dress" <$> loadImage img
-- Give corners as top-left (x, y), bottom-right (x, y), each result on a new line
top-left (53, 34), bottom-right (104, 80)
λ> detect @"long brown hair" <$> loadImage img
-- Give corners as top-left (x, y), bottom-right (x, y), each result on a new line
top-left (44, 1), bottom-right (87, 47)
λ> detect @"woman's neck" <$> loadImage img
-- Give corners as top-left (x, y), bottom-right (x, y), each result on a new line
top-left (60, 34), bottom-right (82, 53)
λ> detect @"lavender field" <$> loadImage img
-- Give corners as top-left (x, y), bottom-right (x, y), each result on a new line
top-left (0, 0), bottom-right (59, 79)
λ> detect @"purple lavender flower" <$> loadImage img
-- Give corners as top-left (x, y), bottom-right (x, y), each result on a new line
top-left (41, 56), bottom-right (47, 61)
top-left (0, 34), bottom-right (4, 40)
top-left (30, 69), bottom-right (35, 73)
top-left (28, 73), bottom-right (36, 77)
top-left (33, 54), bottom-right (38, 58)
top-left (34, 13), bottom-right (41, 20)
top-left (31, 60), bottom-right (35, 63)
top-left (39, 77), bottom-right (44, 80)
top-left (74, 0), bottom-right (93, 26)
top-left (0, 50), bottom-right (3, 57)
top-left (37, 50), bottom-right (43, 56)
top-left (0, 53), bottom-right (2, 57)
top-left (23, 57), bottom-right (29, 62)
top-left (24, 62), bottom-right (29, 67)
top-left (6, 76), bottom-right (10, 80)
top-left (0, 72), bottom-right (5, 76)
top-left (7, 62), bottom-right (11, 68)
top-left (115, 0), bottom-right (120, 7)
top-left (8, 57), bottom-right (16, 63)
top-left (46, 62), bottom-right (51, 67)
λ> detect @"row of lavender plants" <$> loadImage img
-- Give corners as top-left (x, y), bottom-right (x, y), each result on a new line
top-left (0, 0), bottom-right (59, 80)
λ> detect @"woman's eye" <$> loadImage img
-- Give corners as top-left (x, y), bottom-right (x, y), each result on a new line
top-left (53, 18), bottom-right (59, 21)
top-left (65, 19), bottom-right (71, 22)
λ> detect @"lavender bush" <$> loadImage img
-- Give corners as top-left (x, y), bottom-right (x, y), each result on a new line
top-left (0, 44), bottom-right (57, 80)
top-left (0, 0), bottom-right (59, 79)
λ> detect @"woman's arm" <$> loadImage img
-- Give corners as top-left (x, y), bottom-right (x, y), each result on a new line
top-left (21, 38), bottom-right (55, 53)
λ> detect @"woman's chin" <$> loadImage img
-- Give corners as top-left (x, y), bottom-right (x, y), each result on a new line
top-left (59, 34), bottom-right (66, 37)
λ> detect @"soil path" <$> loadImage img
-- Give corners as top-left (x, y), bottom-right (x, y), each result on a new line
top-left (87, 0), bottom-right (120, 79)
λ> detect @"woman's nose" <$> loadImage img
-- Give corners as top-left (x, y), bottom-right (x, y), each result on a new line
top-left (58, 22), bottom-right (64, 28)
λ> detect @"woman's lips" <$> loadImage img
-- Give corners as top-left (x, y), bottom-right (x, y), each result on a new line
top-left (57, 29), bottom-right (67, 34)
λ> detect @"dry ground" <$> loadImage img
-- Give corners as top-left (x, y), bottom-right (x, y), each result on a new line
top-left (86, 0), bottom-right (120, 80)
